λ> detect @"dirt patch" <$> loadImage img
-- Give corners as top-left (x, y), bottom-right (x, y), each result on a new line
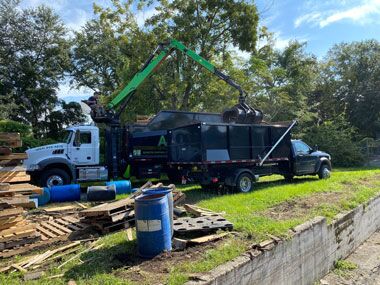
top-left (114, 239), bottom-right (227, 283)
top-left (265, 192), bottom-right (347, 220)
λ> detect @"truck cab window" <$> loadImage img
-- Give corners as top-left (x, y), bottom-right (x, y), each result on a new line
top-left (293, 141), bottom-right (311, 155)
top-left (80, 132), bottom-right (92, 144)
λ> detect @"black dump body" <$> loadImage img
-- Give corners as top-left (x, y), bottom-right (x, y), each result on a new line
top-left (168, 122), bottom-right (291, 163)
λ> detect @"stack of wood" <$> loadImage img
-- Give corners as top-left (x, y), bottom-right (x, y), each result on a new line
top-left (80, 198), bottom-right (135, 234)
top-left (80, 182), bottom-right (184, 234)
top-left (0, 182), bottom-right (43, 208)
top-left (0, 202), bottom-right (40, 251)
top-left (0, 132), bottom-right (28, 167)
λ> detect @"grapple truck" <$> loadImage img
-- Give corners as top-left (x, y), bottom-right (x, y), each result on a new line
top-left (23, 39), bottom-right (332, 190)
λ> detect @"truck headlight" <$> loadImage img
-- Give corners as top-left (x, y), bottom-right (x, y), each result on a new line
top-left (28, 164), bottom-right (40, 171)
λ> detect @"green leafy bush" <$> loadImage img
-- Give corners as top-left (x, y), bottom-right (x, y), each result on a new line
top-left (301, 119), bottom-right (364, 167)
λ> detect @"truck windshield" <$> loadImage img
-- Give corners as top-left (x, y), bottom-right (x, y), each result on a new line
top-left (63, 131), bottom-right (73, 144)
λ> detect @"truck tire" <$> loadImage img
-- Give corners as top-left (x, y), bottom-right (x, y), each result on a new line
top-left (40, 168), bottom-right (70, 187)
top-left (283, 175), bottom-right (294, 182)
top-left (318, 164), bottom-right (331, 179)
top-left (236, 173), bottom-right (254, 193)
top-left (167, 170), bottom-right (182, 183)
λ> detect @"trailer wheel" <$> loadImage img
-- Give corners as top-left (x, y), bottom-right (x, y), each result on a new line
top-left (236, 173), bottom-right (254, 193)
top-left (40, 168), bottom-right (70, 187)
top-left (167, 170), bottom-right (182, 183)
top-left (318, 164), bottom-right (331, 179)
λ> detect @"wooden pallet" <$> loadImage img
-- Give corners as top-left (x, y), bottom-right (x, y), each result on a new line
top-left (0, 216), bottom-right (90, 258)
top-left (0, 166), bottom-right (30, 183)
top-left (0, 133), bottom-right (22, 148)
top-left (80, 197), bottom-right (134, 218)
top-left (0, 183), bottom-right (43, 197)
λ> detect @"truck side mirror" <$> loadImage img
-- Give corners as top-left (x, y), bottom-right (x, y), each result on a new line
top-left (74, 130), bottom-right (81, 147)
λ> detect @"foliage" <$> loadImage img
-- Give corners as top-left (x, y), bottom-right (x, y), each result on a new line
top-left (301, 118), bottom-right (364, 167)
top-left (0, 0), bottom-right (85, 139)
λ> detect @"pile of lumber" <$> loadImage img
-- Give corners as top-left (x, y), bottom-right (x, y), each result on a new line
top-left (80, 197), bottom-right (135, 234)
top-left (0, 182), bottom-right (43, 208)
top-left (0, 133), bottom-right (27, 167)
top-left (0, 202), bottom-right (40, 251)
top-left (0, 166), bottom-right (30, 183)
top-left (135, 114), bottom-right (152, 124)
top-left (80, 182), bottom-right (184, 234)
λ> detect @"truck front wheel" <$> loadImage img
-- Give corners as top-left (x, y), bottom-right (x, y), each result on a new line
top-left (40, 168), bottom-right (70, 187)
top-left (236, 173), bottom-right (254, 193)
top-left (318, 164), bottom-right (331, 179)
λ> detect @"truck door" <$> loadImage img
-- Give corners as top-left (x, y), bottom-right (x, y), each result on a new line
top-left (292, 141), bottom-right (317, 174)
top-left (68, 130), bottom-right (96, 165)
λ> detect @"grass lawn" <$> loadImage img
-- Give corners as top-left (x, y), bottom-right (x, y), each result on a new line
top-left (1, 167), bottom-right (379, 285)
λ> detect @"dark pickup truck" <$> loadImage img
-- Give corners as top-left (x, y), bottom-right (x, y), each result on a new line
top-left (166, 122), bottom-right (332, 193)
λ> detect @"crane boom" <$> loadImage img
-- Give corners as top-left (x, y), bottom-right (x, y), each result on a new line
top-left (108, 39), bottom-right (245, 111)
top-left (86, 39), bottom-right (262, 124)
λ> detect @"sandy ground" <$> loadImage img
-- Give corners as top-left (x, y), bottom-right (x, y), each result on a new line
top-left (320, 230), bottom-right (380, 285)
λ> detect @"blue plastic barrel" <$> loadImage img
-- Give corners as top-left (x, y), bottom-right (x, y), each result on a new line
top-left (105, 180), bottom-right (132, 195)
top-left (143, 187), bottom-right (173, 235)
top-left (135, 193), bottom-right (172, 258)
top-left (30, 187), bottom-right (50, 206)
top-left (50, 184), bottom-right (81, 202)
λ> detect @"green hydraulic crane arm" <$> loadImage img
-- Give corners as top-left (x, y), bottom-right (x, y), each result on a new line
top-left (107, 39), bottom-right (246, 111)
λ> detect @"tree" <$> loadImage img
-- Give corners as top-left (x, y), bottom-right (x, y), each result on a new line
top-left (248, 31), bottom-right (318, 123)
top-left (316, 40), bottom-right (380, 138)
top-left (71, 0), bottom-right (259, 122)
top-left (0, 0), bottom-right (84, 138)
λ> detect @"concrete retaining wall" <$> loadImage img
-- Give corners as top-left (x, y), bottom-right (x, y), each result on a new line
top-left (187, 194), bottom-right (380, 285)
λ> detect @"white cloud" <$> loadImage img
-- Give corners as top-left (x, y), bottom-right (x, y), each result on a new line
top-left (295, 0), bottom-right (380, 28)
top-left (65, 8), bottom-right (90, 31)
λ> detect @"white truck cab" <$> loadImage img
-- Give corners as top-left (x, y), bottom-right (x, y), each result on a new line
top-left (24, 125), bottom-right (108, 187)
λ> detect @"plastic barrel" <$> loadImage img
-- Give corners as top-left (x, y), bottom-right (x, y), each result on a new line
top-left (143, 187), bottom-right (173, 236)
top-left (50, 184), bottom-right (81, 202)
top-left (105, 180), bottom-right (132, 195)
top-left (87, 185), bottom-right (116, 201)
top-left (30, 187), bottom-right (51, 206)
top-left (135, 193), bottom-right (172, 258)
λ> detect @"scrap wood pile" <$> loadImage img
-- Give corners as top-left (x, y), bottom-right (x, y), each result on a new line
top-left (0, 202), bottom-right (40, 253)
top-left (0, 182), bottom-right (43, 209)
top-left (0, 203), bottom-right (91, 259)
top-left (0, 133), bottom-right (28, 168)
top-left (0, 239), bottom-right (101, 281)
top-left (80, 182), bottom-right (184, 234)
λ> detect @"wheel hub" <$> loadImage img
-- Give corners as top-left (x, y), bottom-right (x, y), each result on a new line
top-left (240, 176), bottom-right (252, 192)
top-left (323, 168), bottom-right (331, 178)
top-left (46, 175), bottom-right (64, 188)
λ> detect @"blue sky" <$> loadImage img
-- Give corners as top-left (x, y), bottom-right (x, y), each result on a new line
top-left (20, 0), bottom-right (380, 101)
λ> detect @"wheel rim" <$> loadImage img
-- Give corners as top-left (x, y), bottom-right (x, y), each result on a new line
top-left (239, 176), bottom-right (252, 192)
top-left (322, 167), bottom-right (331, 179)
top-left (47, 175), bottom-right (64, 188)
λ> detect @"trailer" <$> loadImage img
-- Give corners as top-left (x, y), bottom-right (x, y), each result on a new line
top-left (166, 121), bottom-right (331, 192)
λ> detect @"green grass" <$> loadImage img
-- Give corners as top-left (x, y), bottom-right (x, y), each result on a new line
top-left (1, 167), bottom-right (380, 285)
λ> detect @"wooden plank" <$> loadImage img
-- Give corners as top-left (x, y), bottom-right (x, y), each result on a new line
top-left (44, 205), bottom-right (78, 213)
top-left (0, 196), bottom-right (35, 208)
top-left (0, 153), bottom-right (27, 160)
top-left (46, 221), bottom-right (72, 234)
top-left (0, 133), bottom-right (21, 141)
top-left (0, 207), bottom-right (23, 218)
top-left (36, 225), bottom-right (57, 239)
top-left (80, 197), bottom-right (134, 217)
top-left (40, 222), bottom-right (66, 236)
top-left (188, 232), bottom-right (229, 244)
top-left (0, 223), bottom-right (36, 237)
top-left (0, 172), bottom-right (30, 183)
top-left (0, 183), bottom-right (10, 191)
top-left (0, 229), bottom-right (37, 243)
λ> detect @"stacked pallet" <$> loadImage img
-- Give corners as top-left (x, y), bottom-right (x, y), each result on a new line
top-left (80, 182), bottom-right (184, 234)
top-left (80, 198), bottom-right (135, 234)
top-left (0, 183), bottom-right (43, 209)
top-left (0, 133), bottom-right (27, 167)
top-left (0, 132), bottom-right (29, 184)
top-left (0, 202), bottom-right (40, 251)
